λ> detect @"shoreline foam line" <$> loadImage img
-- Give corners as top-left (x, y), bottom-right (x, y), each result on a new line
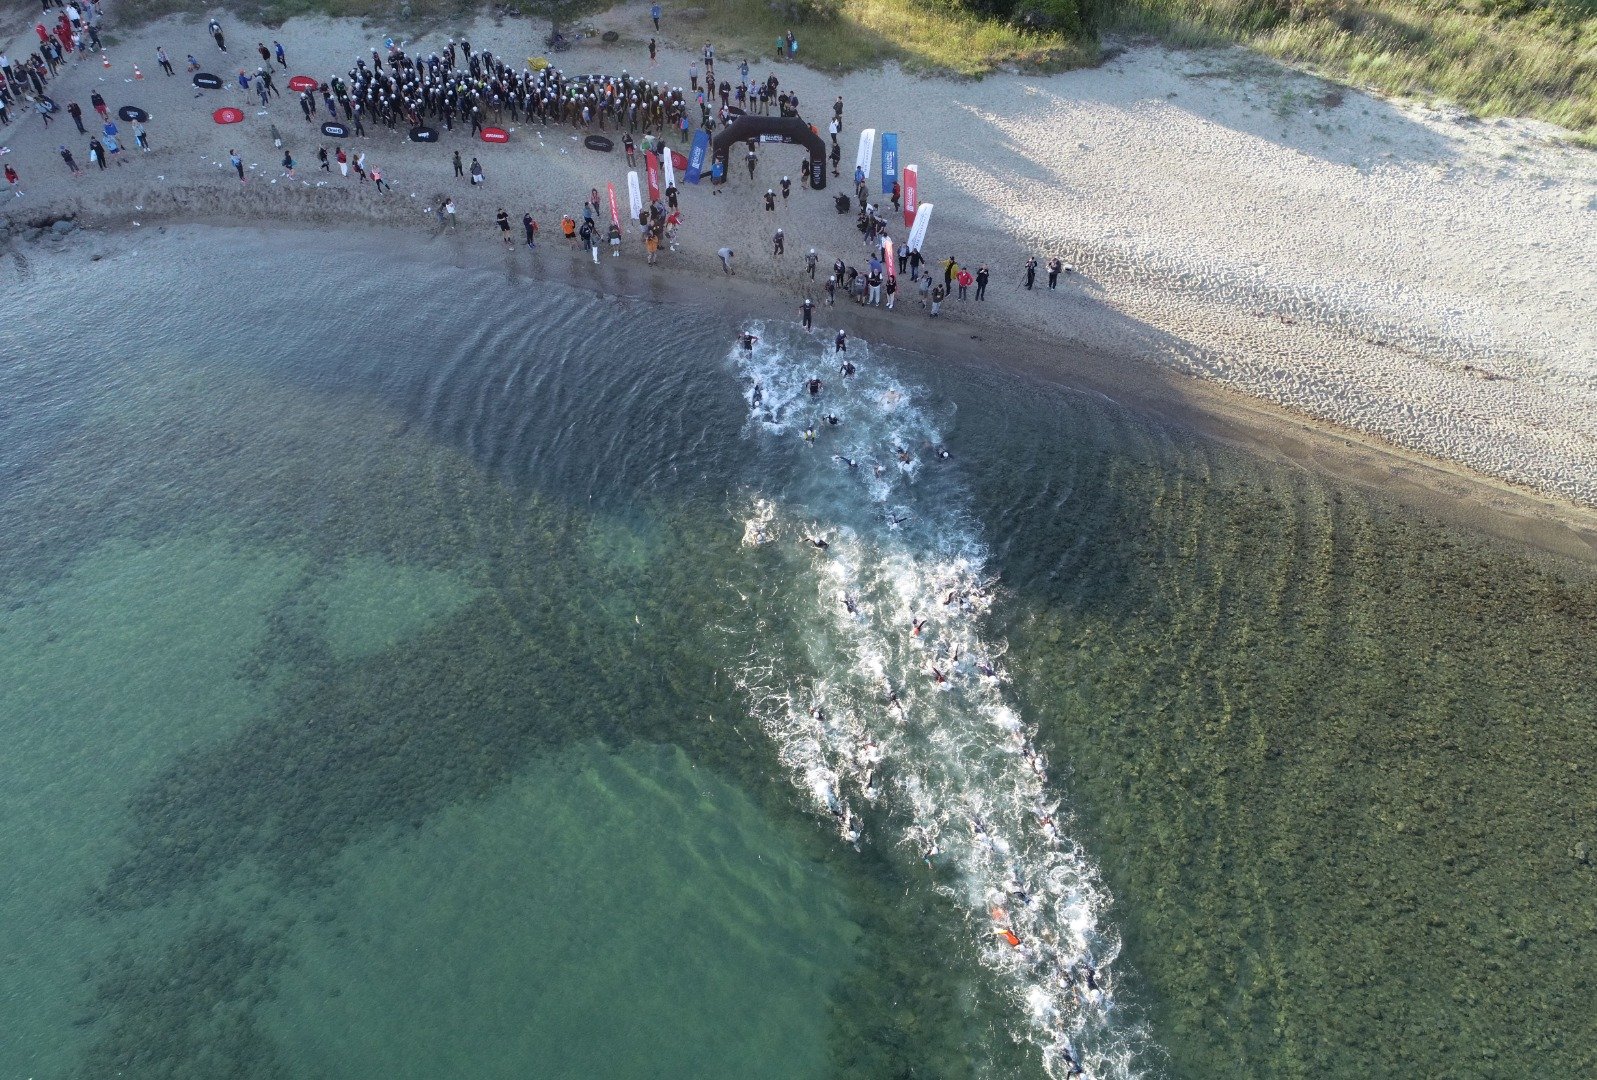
top-left (725, 325), bottom-right (1149, 1079)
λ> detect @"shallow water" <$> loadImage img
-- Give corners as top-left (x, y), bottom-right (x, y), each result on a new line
top-left (1, 226), bottom-right (1593, 1079)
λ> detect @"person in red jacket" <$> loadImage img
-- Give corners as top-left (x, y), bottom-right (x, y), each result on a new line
top-left (956, 267), bottom-right (973, 300)
top-left (5, 164), bottom-right (22, 197)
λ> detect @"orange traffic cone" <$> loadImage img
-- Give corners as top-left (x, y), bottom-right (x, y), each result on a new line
top-left (133, 64), bottom-right (144, 80)
top-left (102, 52), bottom-right (111, 69)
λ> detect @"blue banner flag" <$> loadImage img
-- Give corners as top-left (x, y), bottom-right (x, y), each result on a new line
top-left (881, 132), bottom-right (899, 195)
top-left (686, 129), bottom-right (711, 184)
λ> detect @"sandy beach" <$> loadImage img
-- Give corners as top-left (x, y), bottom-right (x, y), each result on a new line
top-left (3, 7), bottom-right (1594, 513)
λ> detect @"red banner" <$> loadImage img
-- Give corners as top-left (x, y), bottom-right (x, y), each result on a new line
top-left (883, 236), bottom-right (896, 282)
top-left (903, 165), bottom-right (918, 230)
top-left (607, 182), bottom-right (620, 229)
top-left (645, 152), bottom-right (661, 204)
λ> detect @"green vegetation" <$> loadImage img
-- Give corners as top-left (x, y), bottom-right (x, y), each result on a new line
top-left (1096, 0), bottom-right (1597, 135)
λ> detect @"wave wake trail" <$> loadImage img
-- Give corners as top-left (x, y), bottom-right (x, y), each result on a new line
top-left (725, 325), bottom-right (1148, 1080)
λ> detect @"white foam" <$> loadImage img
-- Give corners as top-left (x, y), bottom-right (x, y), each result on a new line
top-left (726, 327), bottom-right (1149, 1078)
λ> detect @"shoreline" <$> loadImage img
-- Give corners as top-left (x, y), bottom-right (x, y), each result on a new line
top-left (2, 10), bottom-right (1593, 536)
top-left (38, 212), bottom-right (1597, 564)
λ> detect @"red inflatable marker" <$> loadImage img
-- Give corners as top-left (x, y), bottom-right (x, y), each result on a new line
top-left (480, 127), bottom-right (509, 144)
top-left (287, 75), bottom-right (318, 93)
top-left (213, 107), bottom-right (244, 124)
top-left (669, 149), bottom-right (688, 171)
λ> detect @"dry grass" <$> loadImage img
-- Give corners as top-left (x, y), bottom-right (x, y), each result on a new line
top-left (1100, 1), bottom-right (1597, 135)
top-left (639, 0), bottom-right (1096, 77)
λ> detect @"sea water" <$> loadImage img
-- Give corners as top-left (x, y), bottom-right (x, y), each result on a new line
top-left (1, 226), bottom-right (1592, 1079)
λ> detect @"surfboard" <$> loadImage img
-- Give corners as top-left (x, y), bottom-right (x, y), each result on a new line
top-left (480, 127), bottom-right (509, 144)
top-left (320, 121), bottom-right (349, 138)
top-left (906, 201), bottom-right (933, 251)
top-left (117, 105), bottom-right (149, 123)
top-left (287, 75), bottom-right (318, 93)
top-left (855, 128), bottom-right (875, 180)
top-left (213, 107), bottom-right (244, 125)
top-left (192, 72), bottom-right (223, 90)
top-left (409, 126), bottom-right (439, 143)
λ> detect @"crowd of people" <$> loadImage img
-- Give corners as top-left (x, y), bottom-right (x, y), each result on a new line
top-left (1, 6), bottom-right (1070, 326)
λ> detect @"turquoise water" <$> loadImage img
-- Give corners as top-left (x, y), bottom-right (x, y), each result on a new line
top-left (1, 226), bottom-right (1593, 1078)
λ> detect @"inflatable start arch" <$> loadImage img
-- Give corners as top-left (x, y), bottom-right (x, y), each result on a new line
top-left (711, 115), bottom-right (827, 190)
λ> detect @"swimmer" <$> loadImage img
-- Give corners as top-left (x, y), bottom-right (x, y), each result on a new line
top-left (934, 446), bottom-right (951, 459)
top-left (840, 594), bottom-right (859, 614)
top-left (803, 426), bottom-right (816, 441)
top-left (884, 685), bottom-right (905, 717)
top-left (912, 618), bottom-right (927, 636)
top-left (943, 589), bottom-right (962, 606)
top-left (873, 463), bottom-right (887, 477)
top-left (839, 358), bottom-right (856, 377)
top-left (977, 660), bottom-right (997, 677)
top-left (808, 377), bottom-right (824, 397)
top-left (810, 703), bottom-right (826, 723)
top-left (896, 447), bottom-right (912, 464)
top-left (751, 381), bottom-right (763, 406)
top-left (803, 536), bottom-right (830, 550)
top-left (887, 513), bottom-right (909, 526)
top-left (922, 842), bottom-right (939, 869)
top-left (825, 414), bottom-right (840, 425)
top-left (930, 666), bottom-right (946, 684)
top-left (833, 454), bottom-right (859, 470)
top-left (738, 331), bottom-right (758, 352)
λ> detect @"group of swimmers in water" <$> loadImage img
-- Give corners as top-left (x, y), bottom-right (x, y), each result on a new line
top-left (736, 327), bottom-right (1109, 1076)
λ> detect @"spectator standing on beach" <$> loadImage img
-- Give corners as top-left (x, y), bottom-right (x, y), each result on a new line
top-left (444, 197), bottom-right (458, 227)
top-left (281, 151), bottom-right (296, 179)
top-left (930, 283), bottom-right (944, 316)
top-left (523, 213), bottom-right (538, 248)
top-left (496, 208), bottom-right (512, 246)
top-left (257, 42), bottom-right (271, 68)
top-left (274, 41), bottom-right (287, 70)
top-left (134, 121), bottom-right (150, 152)
top-left (956, 267), bottom-right (972, 300)
top-left (229, 148), bottom-right (244, 182)
top-left (718, 246), bottom-right (734, 273)
top-left (649, 38), bottom-right (656, 64)
top-left (67, 101), bottom-right (85, 134)
top-left (156, 46), bottom-right (174, 76)
top-left (975, 264), bottom-right (989, 300)
top-left (651, 3), bottom-right (661, 31)
top-left (470, 156), bottom-right (484, 185)
top-left (59, 146), bottom-right (80, 175)
top-left (5, 164), bottom-right (21, 198)
top-left (885, 274), bottom-right (897, 310)
top-left (1025, 256), bottom-right (1037, 289)
top-left (1047, 257), bottom-right (1063, 288)
top-left (453, 150), bottom-right (463, 178)
top-left (210, 19), bottom-right (227, 52)
top-left (689, 60), bottom-right (699, 91)
top-left (372, 166), bottom-right (388, 193)
top-left (336, 146), bottom-right (348, 176)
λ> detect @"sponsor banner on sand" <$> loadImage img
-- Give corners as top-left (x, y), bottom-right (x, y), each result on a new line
top-left (880, 132), bottom-right (898, 195)
top-left (903, 164), bottom-right (918, 229)
top-left (855, 128), bottom-right (875, 179)
top-left (685, 128), bottom-right (710, 184)
top-left (645, 152), bottom-right (661, 203)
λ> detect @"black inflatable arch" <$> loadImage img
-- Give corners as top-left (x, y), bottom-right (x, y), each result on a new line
top-left (711, 114), bottom-right (826, 190)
